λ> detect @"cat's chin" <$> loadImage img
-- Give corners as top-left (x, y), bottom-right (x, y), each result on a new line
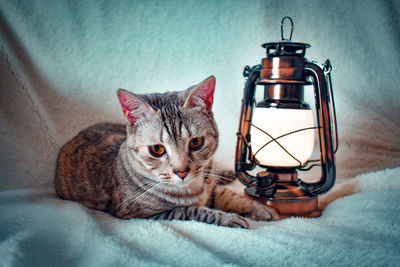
top-left (171, 178), bottom-right (193, 187)
top-left (171, 175), bottom-right (202, 188)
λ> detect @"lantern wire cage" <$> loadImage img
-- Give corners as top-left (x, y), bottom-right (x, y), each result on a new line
top-left (250, 123), bottom-right (321, 169)
top-left (238, 59), bottom-right (338, 173)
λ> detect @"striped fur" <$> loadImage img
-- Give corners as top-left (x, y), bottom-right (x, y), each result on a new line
top-left (55, 77), bottom-right (277, 228)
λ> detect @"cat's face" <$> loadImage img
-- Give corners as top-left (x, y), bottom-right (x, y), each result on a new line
top-left (118, 76), bottom-right (218, 189)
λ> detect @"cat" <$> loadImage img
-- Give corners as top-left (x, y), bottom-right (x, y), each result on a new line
top-left (55, 76), bottom-right (278, 228)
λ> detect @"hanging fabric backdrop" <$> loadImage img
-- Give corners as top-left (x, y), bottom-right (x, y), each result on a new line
top-left (0, 0), bottom-right (399, 266)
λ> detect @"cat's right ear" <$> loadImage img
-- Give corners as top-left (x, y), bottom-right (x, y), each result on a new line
top-left (117, 89), bottom-right (156, 125)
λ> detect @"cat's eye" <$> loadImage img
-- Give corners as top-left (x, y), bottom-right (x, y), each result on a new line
top-left (149, 144), bottom-right (166, 157)
top-left (189, 137), bottom-right (204, 151)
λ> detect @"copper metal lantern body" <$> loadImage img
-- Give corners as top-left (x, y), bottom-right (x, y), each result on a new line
top-left (235, 18), bottom-right (338, 219)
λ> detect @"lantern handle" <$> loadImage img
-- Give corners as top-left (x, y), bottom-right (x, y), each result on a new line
top-left (303, 61), bottom-right (336, 195)
top-left (235, 65), bottom-right (261, 186)
top-left (323, 59), bottom-right (339, 154)
top-left (299, 59), bottom-right (338, 171)
top-left (281, 16), bottom-right (294, 41)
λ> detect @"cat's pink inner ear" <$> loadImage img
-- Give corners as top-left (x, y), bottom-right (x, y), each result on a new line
top-left (184, 76), bottom-right (216, 111)
top-left (117, 89), bottom-right (154, 125)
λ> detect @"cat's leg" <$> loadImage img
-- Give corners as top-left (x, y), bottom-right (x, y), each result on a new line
top-left (212, 185), bottom-right (279, 221)
top-left (150, 206), bottom-right (249, 228)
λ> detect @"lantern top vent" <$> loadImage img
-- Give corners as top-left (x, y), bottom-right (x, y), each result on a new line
top-left (262, 16), bottom-right (310, 57)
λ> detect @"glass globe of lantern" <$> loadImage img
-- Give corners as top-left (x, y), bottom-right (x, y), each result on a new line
top-left (250, 107), bottom-right (315, 168)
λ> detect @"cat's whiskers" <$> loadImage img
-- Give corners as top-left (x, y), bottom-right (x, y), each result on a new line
top-left (206, 174), bottom-right (235, 183)
top-left (203, 168), bottom-right (237, 178)
top-left (191, 167), bottom-right (236, 183)
top-left (128, 184), bottom-right (161, 205)
top-left (202, 168), bottom-right (238, 183)
top-left (126, 185), bottom-right (162, 208)
top-left (119, 181), bottom-right (163, 208)
top-left (192, 169), bottom-right (204, 177)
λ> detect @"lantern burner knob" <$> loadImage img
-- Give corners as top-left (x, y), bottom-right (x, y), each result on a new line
top-left (244, 171), bottom-right (277, 198)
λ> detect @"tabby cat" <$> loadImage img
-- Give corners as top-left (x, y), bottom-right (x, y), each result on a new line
top-left (55, 76), bottom-right (278, 228)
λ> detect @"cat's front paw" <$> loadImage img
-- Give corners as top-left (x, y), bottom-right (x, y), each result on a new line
top-left (247, 202), bottom-right (279, 221)
top-left (219, 213), bottom-right (249, 228)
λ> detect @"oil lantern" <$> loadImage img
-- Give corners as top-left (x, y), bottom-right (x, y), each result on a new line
top-left (235, 17), bottom-right (338, 218)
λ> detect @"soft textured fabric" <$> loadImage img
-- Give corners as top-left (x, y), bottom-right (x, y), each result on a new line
top-left (1, 168), bottom-right (399, 266)
top-left (0, 0), bottom-right (399, 266)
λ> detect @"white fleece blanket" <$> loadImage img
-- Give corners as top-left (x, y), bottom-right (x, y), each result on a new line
top-left (1, 0), bottom-right (399, 266)
top-left (1, 167), bottom-right (399, 266)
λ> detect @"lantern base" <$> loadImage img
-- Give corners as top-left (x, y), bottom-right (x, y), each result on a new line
top-left (245, 183), bottom-right (321, 219)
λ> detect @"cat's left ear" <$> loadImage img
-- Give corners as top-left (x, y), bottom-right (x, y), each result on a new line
top-left (117, 89), bottom-right (156, 125)
top-left (183, 76), bottom-right (216, 111)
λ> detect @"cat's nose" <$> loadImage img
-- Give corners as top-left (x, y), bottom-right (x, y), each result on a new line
top-left (174, 168), bottom-right (190, 180)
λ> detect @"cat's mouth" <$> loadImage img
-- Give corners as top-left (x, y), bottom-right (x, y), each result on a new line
top-left (173, 174), bottom-right (193, 185)
top-left (158, 170), bottom-right (205, 189)
top-left (173, 173), bottom-right (202, 188)
top-left (158, 174), bottom-right (192, 184)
